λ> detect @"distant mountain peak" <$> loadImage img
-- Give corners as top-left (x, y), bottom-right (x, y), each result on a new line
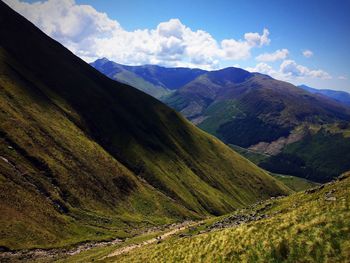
top-left (298, 84), bottom-right (350, 106)
top-left (91, 57), bottom-right (111, 67)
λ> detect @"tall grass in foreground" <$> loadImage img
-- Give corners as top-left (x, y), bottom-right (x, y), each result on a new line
top-left (110, 174), bottom-right (350, 263)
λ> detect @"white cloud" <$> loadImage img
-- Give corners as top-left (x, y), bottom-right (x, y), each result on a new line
top-left (256, 49), bottom-right (289, 62)
top-left (280, 60), bottom-right (331, 79)
top-left (338, 75), bottom-right (347, 80)
top-left (302, 50), bottom-right (313, 58)
top-left (244, 29), bottom-right (270, 47)
top-left (246, 60), bottom-right (331, 81)
top-left (4, 0), bottom-right (270, 69)
top-left (246, 62), bottom-right (275, 75)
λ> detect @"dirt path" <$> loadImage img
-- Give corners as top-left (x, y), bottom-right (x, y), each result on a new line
top-left (0, 221), bottom-right (199, 262)
top-left (105, 221), bottom-right (198, 259)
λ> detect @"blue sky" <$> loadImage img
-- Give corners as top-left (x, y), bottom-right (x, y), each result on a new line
top-left (6, 0), bottom-right (350, 91)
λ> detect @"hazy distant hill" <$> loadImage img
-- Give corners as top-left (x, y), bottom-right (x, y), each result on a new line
top-left (299, 84), bottom-right (350, 106)
top-left (91, 58), bottom-right (206, 98)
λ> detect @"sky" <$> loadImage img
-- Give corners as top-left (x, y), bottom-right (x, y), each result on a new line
top-left (4, 0), bottom-right (350, 92)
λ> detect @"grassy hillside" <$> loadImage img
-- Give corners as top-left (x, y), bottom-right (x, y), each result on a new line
top-left (270, 173), bottom-right (318, 192)
top-left (0, 2), bottom-right (289, 250)
top-left (109, 172), bottom-right (350, 262)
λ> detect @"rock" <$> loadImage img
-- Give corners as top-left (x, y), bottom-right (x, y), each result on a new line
top-left (325, 196), bottom-right (336, 201)
top-left (305, 185), bottom-right (324, 194)
top-left (325, 189), bottom-right (335, 195)
top-left (0, 156), bottom-right (9, 163)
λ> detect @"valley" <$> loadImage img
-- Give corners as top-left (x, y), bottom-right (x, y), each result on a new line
top-left (1, 0), bottom-right (349, 262)
top-left (7, 172), bottom-right (344, 262)
top-left (94, 58), bottom-right (350, 183)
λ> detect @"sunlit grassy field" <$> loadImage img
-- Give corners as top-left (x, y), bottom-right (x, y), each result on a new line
top-left (107, 173), bottom-right (350, 263)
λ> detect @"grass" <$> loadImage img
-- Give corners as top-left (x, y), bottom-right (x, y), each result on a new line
top-left (107, 172), bottom-right (350, 263)
top-left (270, 173), bottom-right (318, 192)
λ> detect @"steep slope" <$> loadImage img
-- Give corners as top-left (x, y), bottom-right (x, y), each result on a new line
top-left (165, 68), bottom-right (350, 181)
top-left (109, 172), bottom-right (350, 263)
top-left (299, 84), bottom-right (350, 106)
top-left (91, 58), bottom-right (206, 99)
top-left (0, 2), bottom-right (289, 250)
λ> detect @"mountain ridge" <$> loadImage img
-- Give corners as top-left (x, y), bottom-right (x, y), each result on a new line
top-left (298, 84), bottom-right (350, 106)
top-left (91, 58), bottom-right (206, 98)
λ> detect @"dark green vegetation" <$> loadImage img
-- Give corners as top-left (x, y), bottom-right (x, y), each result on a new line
top-left (91, 58), bottom-right (205, 99)
top-left (106, 172), bottom-right (350, 263)
top-left (229, 145), bottom-right (317, 191)
top-left (0, 2), bottom-right (289, 250)
top-left (261, 127), bottom-right (350, 182)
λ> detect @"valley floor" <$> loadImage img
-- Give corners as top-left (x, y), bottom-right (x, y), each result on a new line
top-left (65, 172), bottom-right (350, 263)
top-left (1, 174), bottom-right (348, 262)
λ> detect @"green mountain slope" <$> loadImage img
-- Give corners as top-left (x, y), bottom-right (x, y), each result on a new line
top-left (164, 68), bottom-right (350, 182)
top-left (0, 2), bottom-right (289, 250)
top-left (110, 172), bottom-right (350, 263)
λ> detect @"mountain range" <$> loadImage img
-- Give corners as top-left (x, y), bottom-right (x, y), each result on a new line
top-left (93, 58), bottom-right (350, 183)
top-left (91, 58), bottom-right (205, 99)
top-left (0, 1), bottom-right (289, 250)
top-left (299, 84), bottom-right (350, 106)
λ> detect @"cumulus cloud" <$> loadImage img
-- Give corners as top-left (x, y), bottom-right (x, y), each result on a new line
top-left (246, 62), bottom-right (276, 75)
top-left (280, 60), bottom-right (331, 79)
top-left (302, 50), bottom-right (313, 58)
top-left (256, 49), bottom-right (289, 62)
top-left (246, 60), bottom-right (331, 81)
top-left (4, 0), bottom-right (270, 69)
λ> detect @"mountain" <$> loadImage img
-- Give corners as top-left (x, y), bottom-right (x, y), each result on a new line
top-left (0, 2), bottom-right (289, 250)
top-left (165, 68), bottom-right (350, 145)
top-left (164, 68), bottom-right (350, 182)
top-left (91, 58), bottom-right (206, 99)
top-left (299, 84), bottom-right (350, 106)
